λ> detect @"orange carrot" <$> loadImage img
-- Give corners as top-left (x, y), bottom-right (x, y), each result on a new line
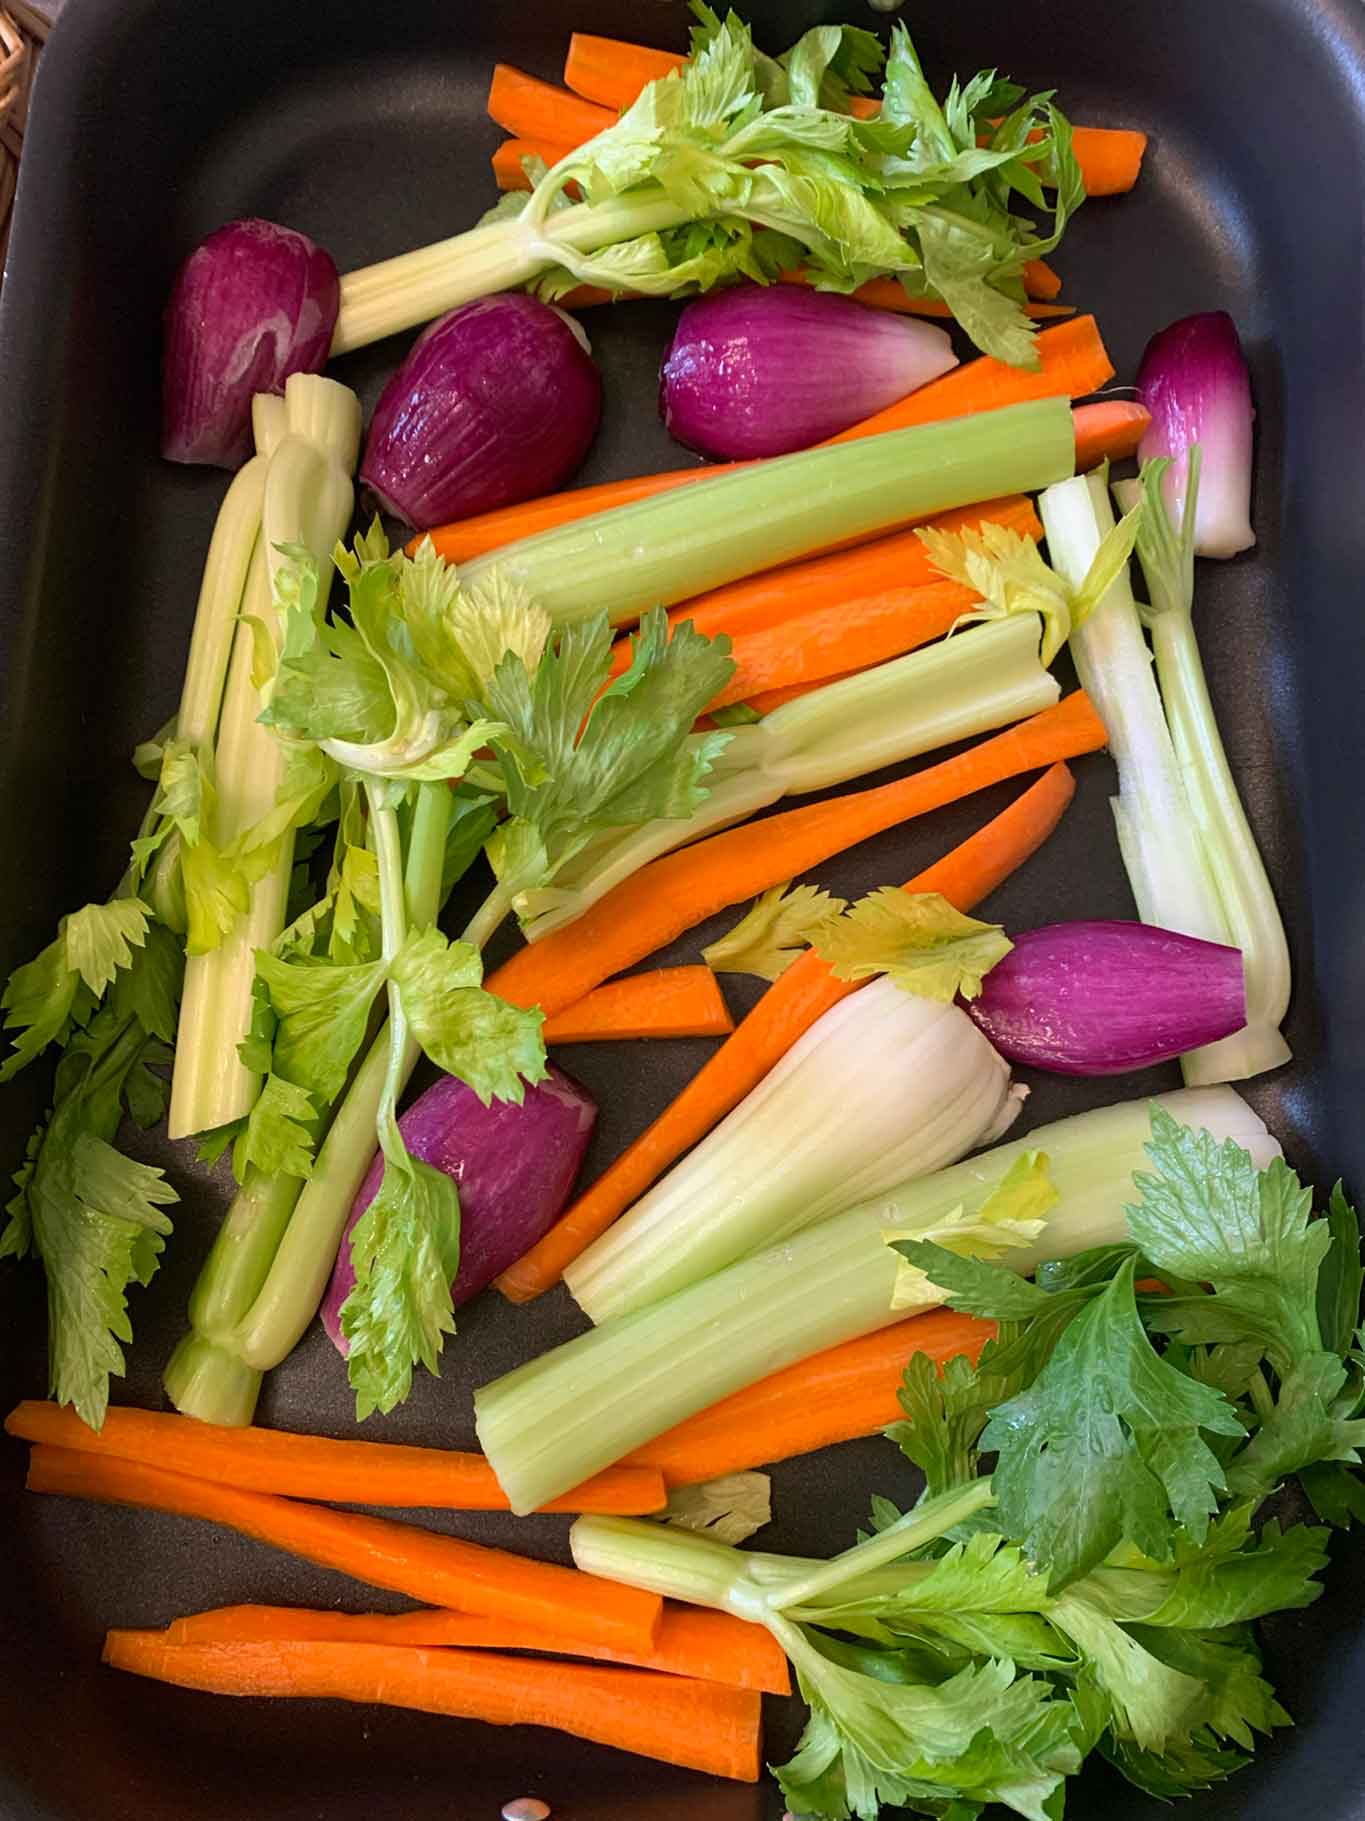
top-left (164, 1601), bottom-right (790, 1696)
top-left (1024, 257), bottom-right (1063, 300)
top-left (1073, 398), bottom-right (1151, 470)
top-left (1065, 125), bottom-right (1148, 196)
top-left (26, 1446), bottom-right (661, 1653)
top-left (486, 64), bottom-right (615, 145)
top-left (543, 968), bottom-right (733, 1044)
top-left (491, 136), bottom-right (576, 190)
top-left (104, 1632), bottom-right (760, 1781)
top-left (485, 694), bottom-right (1104, 1028)
top-left (553, 269), bottom-right (1070, 314)
top-left (564, 33), bottom-right (685, 107)
top-left (3, 1400), bottom-right (664, 1515)
top-left (629, 1307), bottom-right (996, 1484)
top-left (495, 758), bottom-right (1080, 1301)
top-left (745, 673), bottom-right (861, 716)
top-left (778, 270), bottom-right (1074, 321)
top-left (415, 318), bottom-right (1112, 565)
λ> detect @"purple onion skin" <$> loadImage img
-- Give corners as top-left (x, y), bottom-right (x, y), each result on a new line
top-left (162, 218), bottom-right (339, 468)
top-left (965, 920), bottom-right (1247, 1077)
top-left (321, 1065), bottom-right (597, 1353)
top-left (1136, 310), bottom-right (1255, 560)
top-left (360, 296), bottom-right (602, 530)
top-left (659, 284), bottom-right (959, 461)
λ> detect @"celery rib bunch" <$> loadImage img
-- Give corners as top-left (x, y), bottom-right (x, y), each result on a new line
top-left (334, 9), bottom-right (1085, 369)
top-left (571, 1106), bottom-right (1365, 1817)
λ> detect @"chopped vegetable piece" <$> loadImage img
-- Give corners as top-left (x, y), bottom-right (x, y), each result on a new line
top-left (562, 34), bottom-right (686, 106)
top-left (5, 1400), bottom-right (662, 1513)
top-left (487, 691), bottom-right (1103, 1024)
top-left (162, 1599), bottom-right (790, 1695)
top-left (543, 969), bottom-right (734, 1043)
top-left (1074, 398), bottom-right (1151, 469)
top-left (627, 1308), bottom-right (995, 1485)
top-left (496, 757), bottom-right (1084, 1303)
top-left (1137, 311), bottom-right (1255, 558)
top-left (486, 63), bottom-right (615, 144)
top-left (26, 1446), bottom-right (662, 1652)
top-left (104, 1634), bottom-right (760, 1781)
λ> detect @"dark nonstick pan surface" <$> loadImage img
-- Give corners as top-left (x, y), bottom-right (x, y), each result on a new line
top-left (2, 1), bottom-right (1364, 1815)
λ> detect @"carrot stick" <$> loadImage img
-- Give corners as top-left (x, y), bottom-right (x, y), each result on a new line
top-left (415, 319), bottom-right (1111, 565)
top-left (543, 968), bottom-right (733, 1044)
top-left (492, 136), bottom-right (576, 191)
top-left (104, 1633), bottom-right (760, 1781)
top-left (564, 33), bottom-right (685, 107)
top-left (26, 1446), bottom-right (662, 1652)
top-left (495, 758), bottom-right (1080, 1301)
top-left (1023, 257), bottom-right (1062, 300)
top-left (485, 694), bottom-right (1104, 1028)
top-left (486, 65), bottom-right (615, 145)
top-left (778, 270), bottom-right (1074, 321)
top-left (629, 1307), bottom-right (996, 1484)
top-left (3, 1400), bottom-right (664, 1515)
top-left (745, 673), bottom-right (861, 716)
top-left (164, 1601), bottom-right (790, 1696)
top-left (1073, 398), bottom-right (1151, 470)
top-left (1065, 126), bottom-right (1148, 196)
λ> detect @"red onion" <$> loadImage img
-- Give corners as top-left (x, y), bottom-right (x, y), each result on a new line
top-left (1136, 310), bottom-right (1255, 559)
top-left (965, 920), bottom-right (1247, 1076)
top-left (659, 284), bottom-right (959, 460)
top-left (321, 1064), bottom-right (596, 1350)
top-left (360, 296), bottom-right (602, 530)
top-left (162, 218), bottom-right (339, 468)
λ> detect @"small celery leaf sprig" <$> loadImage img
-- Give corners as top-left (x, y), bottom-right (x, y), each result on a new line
top-left (501, 6), bottom-right (1084, 369)
top-left (918, 490), bottom-right (1145, 667)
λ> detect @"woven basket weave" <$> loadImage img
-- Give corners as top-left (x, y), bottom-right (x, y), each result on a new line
top-left (1, 0), bottom-right (49, 276)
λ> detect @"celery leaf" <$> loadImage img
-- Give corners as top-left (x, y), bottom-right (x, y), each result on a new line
top-left (702, 880), bottom-right (847, 981)
top-left (814, 888), bottom-right (1012, 1002)
top-left (251, 949), bottom-right (387, 1107)
top-left (662, 1471), bottom-right (771, 1544)
top-left (390, 927), bottom-right (546, 1106)
top-left (231, 1072), bottom-right (317, 1182)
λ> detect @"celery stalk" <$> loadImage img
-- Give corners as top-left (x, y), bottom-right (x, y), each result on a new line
top-left (475, 1087), bottom-right (1277, 1514)
top-left (1040, 474), bottom-right (1230, 949)
top-left (458, 398), bottom-right (1077, 628)
top-left (518, 614), bottom-right (1059, 941)
top-left (167, 377), bottom-right (362, 1139)
top-left (565, 981), bottom-right (1023, 1324)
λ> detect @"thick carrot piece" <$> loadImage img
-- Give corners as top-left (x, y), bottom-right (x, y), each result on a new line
top-left (603, 495), bottom-right (1042, 689)
top-left (1070, 125), bottom-right (1148, 196)
top-left (104, 1634), bottom-right (760, 1782)
top-left (485, 694), bottom-right (1105, 1028)
top-left (1072, 398), bottom-right (1151, 470)
top-left (492, 135), bottom-right (575, 191)
top-left (629, 1308), bottom-right (996, 1485)
top-left (26, 1447), bottom-right (661, 1653)
top-left (3, 1400), bottom-right (664, 1515)
top-left (415, 319), bottom-right (1111, 565)
top-left (487, 64), bottom-right (615, 145)
top-left (564, 33), bottom-right (685, 107)
top-left (495, 759), bottom-right (1080, 1301)
top-left (544, 968), bottom-right (733, 1044)
top-left (1023, 257), bottom-right (1063, 300)
top-left (165, 1601), bottom-right (790, 1696)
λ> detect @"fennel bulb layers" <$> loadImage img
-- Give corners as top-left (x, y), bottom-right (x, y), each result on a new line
top-left (565, 981), bottom-right (1024, 1325)
top-left (477, 1086), bottom-right (1278, 1515)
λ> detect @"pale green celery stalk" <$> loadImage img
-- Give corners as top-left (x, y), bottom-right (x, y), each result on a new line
top-left (1112, 469), bottom-right (1291, 1085)
top-left (476, 1086), bottom-right (1276, 1514)
top-left (168, 377), bottom-right (362, 1139)
top-left (332, 192), bottom-right (693, 355)
top-left (165, 781), bottom-right (452, 1420)
top-left (520, 614), bottom-right (1059, 942)
top-left (566, 980), bottom-right (1023, 1325)
top-left (1040, 472), bottom-right (1229, 952)
top-left (458, 398), bottom-right (1076, 628)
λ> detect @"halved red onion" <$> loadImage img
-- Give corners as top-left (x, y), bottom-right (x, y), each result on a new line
top-left (360, 295), bottom-right (602, 530)
top-left (1136, 310), bottom-right (1255, 559)
top-left (162, 218), bottom-right (340, 468)
top-left (965, 920), bottom-right (1247, 1077)
top-left (659, 284), bottom-right (959, 461)
top-left (321, 1063), bottom-right (596, 1351)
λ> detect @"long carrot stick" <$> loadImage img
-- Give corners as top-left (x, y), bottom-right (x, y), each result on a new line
top-left (26, 1446), bottom-right (662, 1652)
top-left (416, 318), bottom-right (1112, 564)
top-left (495, 758), bottom-right (1079, 1301)
top-left (104, 1633), bottom-right (761, 1781)
top-left (628, 1308), bottom-right (996, 1485)
top-left (485, 694), bottom-right (1104, 1027)
top-left (164, 1601), bottom-right (790, 1695)
top-left (543, 968), bottom-right (733, 1044)
top-left (778, 270), bottom-right (1074, 321)
top-left (602, 495), bottom-right (1042, 689)
top-left (487, 64), bottom-right (615, 145)
top-left (3, 1401), bottom-right (664, 1515)
top-left (745, 673), bottom-right (861, 716)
